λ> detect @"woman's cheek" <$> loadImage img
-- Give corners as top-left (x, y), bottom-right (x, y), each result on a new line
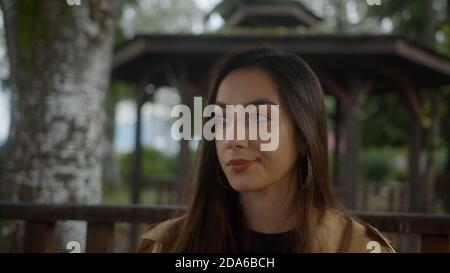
top-left (271, 131), bottom-right (298, 177)
top-left (261, 153), bottom-right (281, 180)
top-left (215, 141), bottom-right (226, 168)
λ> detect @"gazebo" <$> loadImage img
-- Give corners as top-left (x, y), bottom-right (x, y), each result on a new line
top-left (111, 1), bottom-right (450, 229)
top-left (2, 0), bottom-right (450, 254)
top-left (113, 33), bottom-right (450, 210)
top-left (216, 0), bottom-right (323, 27)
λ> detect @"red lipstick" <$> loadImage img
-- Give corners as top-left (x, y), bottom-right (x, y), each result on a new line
top-left (226, 159), bottom-right (257, 172)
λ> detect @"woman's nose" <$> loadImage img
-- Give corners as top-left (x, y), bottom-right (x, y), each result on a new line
top-left (226, 137), bottom-right (249, 149)
top-left (224, 114), bottom-right (249, 149)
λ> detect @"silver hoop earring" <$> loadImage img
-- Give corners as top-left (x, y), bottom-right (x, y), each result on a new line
top-left (300, 154), bottom-right (313, 188)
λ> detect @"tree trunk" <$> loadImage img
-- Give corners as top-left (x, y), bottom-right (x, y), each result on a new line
top-left (0, 0), bottom-right (116, 251)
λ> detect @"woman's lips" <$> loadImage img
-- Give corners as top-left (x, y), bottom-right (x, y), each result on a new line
top-left (226, 159), bottom-right (257, 172)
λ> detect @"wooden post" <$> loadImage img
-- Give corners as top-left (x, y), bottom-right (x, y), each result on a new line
top-left (338, 76), bottom-right (373, 209)
top-left (333, 98), bottom-right (341, 187)
top-left (423, 91), bottom-right (440, 212)
top-left (24, 221), bottom-right (56, 253)
top-left (129, 76), bottom-right (148, 252)
top-left (131, 78), bottom-right (147, 205)
top-left (399, 74), bottom-right (423, 251)
top-left (408, 117), bottom-right (423, 212)
top-left (397, 75), bottom-right (423, 212)
top-left (340, 101), bottom-right (358, 209)
top-left (86, 222), bottom-right (115, 253)
top-left (168, 64), bottom-right (192, 201)
top-left (314, 67), bottom-right (351, 203)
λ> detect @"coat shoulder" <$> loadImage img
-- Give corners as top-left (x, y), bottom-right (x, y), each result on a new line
top-left (361, 223), bottom-right (396, 253)
top-left (318, 209), bottom-right (395, 253)
top-left (136, 216), bottom-right (185, 253)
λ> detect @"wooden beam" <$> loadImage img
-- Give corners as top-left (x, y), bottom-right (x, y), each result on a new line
top-left (113, 37), bottom-right (146, 69)
top-left (226, 3), bottom-right (321, 27)
top-left (397, 74), bottom-right (422, 121)
top-left (113, 35), bottom-right (450, 89)
top-left (0, 202), bottom-right (180, 223)
top-left (312, 66), bottom-right (350, 104)
top-left (395, 39), bottom-right (450, 77)
top-left (3, 203), bottom-right (450, 236)
top-left (353, 211), bottom-right (450, 235)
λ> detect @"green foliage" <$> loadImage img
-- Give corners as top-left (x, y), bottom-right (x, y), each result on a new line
top-left (366, 0), bottom-right (450, 49)
top-left (359, 147), bottom-right (419, 185)
top-left (104, 81), bottom-right (137, 146)
top-left (119, 147), bottom-right (177, 183)
top-left (366, 0), bottom-right (450, 173)
top-left (436, 22), bottom-right (450, 55)
top-left (118, 0), bottom-right (202, 37)
top-left (359, 148), bottom-right (393, 183)
top-left (361, 94), bottom-right (409, 147)
top-left (115, 0), bottom-right (140, 45)
top-left (106, 80), bottom-right (136, 118)
top-left (367, 0), bottom-right (431, 37)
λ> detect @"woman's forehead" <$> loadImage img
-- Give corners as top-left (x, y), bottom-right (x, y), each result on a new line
top-left (216, 67), bottom-right (281, 105)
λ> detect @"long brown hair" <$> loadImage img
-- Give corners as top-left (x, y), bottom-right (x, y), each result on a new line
top-left (171, 47), bottom-right (346, 252)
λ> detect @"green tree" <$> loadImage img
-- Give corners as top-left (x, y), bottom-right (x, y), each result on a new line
top-left (0, 0), bottom-right (116, 251)
top-left (367, 0), bottom-right (450, 211)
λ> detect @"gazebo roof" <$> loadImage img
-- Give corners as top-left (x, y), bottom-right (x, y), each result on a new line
top-left (214, 0), bottom-right (322, 27)
top-left (112, 34), bottom-right (450, 93)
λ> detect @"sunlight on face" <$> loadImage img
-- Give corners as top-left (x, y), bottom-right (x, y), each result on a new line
top-left (215, 67), bottom-right (303, 193)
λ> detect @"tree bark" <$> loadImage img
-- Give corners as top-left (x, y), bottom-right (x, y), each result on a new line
top-left (0, 0), bottom-right (116, 251)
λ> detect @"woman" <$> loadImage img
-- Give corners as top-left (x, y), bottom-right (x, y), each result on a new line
top-left (137, 47), bottom-right (395, 253)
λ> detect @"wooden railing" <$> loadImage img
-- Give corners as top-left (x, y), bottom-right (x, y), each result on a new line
top-left (0, 202), bottom-right (449, 252)
top-left (0, 202), bottom-right (179, 252)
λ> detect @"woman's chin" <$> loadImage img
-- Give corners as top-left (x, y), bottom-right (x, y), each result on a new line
top-left (228, 178), bottom-right (266, 193)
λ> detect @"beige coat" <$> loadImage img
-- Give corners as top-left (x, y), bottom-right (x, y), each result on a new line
top-left (137, 209), bottom-right (395, 253)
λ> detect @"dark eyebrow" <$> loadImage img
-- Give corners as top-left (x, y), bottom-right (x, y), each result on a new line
top-left (215, 99), bottom-right (277, 108)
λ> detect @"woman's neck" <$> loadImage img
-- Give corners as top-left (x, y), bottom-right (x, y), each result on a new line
top-left (239, 169), bottom-right (298, 234)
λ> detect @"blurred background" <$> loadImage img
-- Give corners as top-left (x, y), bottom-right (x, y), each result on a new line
top-left (0, 0), bottom-right (449, 253)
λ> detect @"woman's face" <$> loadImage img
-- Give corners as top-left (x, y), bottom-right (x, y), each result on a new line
top-left (215, 67), bottom-right (303, 193)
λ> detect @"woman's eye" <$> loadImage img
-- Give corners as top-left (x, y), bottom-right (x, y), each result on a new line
top-left (249, 112), bottom-right (268, 123)
top-left (214, 116), bottom-right (228, 125)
